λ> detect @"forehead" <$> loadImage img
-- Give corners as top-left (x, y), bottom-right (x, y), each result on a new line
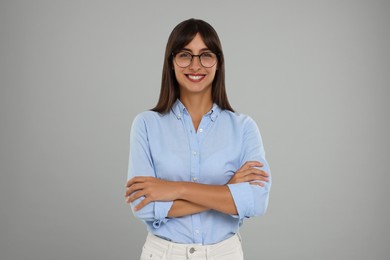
top-left (182, 33), bottom-right (209, 52)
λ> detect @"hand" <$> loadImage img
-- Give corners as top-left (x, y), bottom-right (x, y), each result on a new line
top-left (125, 177), bottom-right (180, 211)
top-left (228, 161), bottom-right (269, 187)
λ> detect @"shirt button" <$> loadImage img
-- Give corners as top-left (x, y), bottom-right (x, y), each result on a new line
top-left (198, 128), bottom-right (203, 133)
top-left (177, 114), bottom-right (181, 119)
top-left (193, 151), bottom-right (197, 156)
top-left (192, 177), bottom-right (198, 182)
top-left (195, 229), bottom-right (200, 235)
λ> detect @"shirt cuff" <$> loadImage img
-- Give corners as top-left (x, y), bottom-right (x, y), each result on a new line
top-left (227, 182), bottom-right (254, 219)
top-left (152, 201), bottom-right (174, 228)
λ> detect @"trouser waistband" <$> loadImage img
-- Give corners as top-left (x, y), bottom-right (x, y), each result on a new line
top-left (144, 233), bottom-right (242, 259)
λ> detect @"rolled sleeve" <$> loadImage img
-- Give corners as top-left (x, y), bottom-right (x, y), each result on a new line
top-left (227, 180), bottom-right (271, 219)
top-left (127, 114), bottom-right (173, 227)
top-left (228, 116), bottom-right (272, 219)
top-left (131, 198), bottom-right (173, 226)
top-left (227, 182), bottom-right (254, 218)
top-left (152, 201), bottom-right (174, 228)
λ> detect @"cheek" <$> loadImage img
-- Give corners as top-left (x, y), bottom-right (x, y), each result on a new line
top-left (208, 69), bottom-right (217, 81)
top-left (173, 68), bottom-right (185, 81)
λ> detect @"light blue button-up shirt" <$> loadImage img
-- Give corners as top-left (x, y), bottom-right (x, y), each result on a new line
top-left (127, 99), bottom-right (271, 245)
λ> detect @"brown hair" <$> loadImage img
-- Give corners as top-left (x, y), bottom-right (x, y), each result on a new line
top-left (151, 18), bottom-right (234, 113)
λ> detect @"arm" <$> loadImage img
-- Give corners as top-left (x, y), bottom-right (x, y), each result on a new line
top-left (168, 200), bottom-right (208, 217)
top-left (226, 117), bottom-right (272, 218)
top-left (167, 161), bottom-right (269, 217)
top-left (126, 114), bottom-right (173, 226)
top-left (173, 161), bottom-right (269, 215)
top-left (126, 161), bottom-right (269, 215)
top-left (126, 177), bottom-right (235, 214)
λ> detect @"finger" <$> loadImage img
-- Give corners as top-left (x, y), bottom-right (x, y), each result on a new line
top-left (239, 162), bottom-right (255, 171)
top-left (245, 161), bottom-right (264, 168)
top-left (233, 174), bottom-right (266, 183)
top-left (251, 169), bottom-right (269, 177)
top-left (126, 176), bottom-right (152, 187)
top-left (126, 177), bottom-right (140, 187)
top-left (245, 173), bottom-right (269, 182)
top-left (239, 161), bottom-right (264, 171)
top-left (134, 197), bottom-right (151, 211)
top-left (242, 168), bottom-right (269, 177)
top-left (250, 181), bottom-right (265, 187)
top-left (127, 190), bottom-right (147, 203)
top-left (236, 168), bottom-right (268, 179)
top-left (232, 169), bottom-right (253, 179)
top-left (125, 183), bottom-right (144, 197)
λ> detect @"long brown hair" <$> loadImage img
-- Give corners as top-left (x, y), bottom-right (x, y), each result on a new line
top-left (151, 18), bottom-right (234, 113)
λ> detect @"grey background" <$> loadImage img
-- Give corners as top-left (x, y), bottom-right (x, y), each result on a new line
top-left (1, 0), bottom-right (389, 259)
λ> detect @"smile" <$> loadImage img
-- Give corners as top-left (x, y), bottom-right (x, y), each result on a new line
top-left (186, 74), bottom-right (205, 82)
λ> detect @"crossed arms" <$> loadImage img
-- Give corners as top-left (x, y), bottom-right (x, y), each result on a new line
top-left (125, 161), bottom-right (269, 217)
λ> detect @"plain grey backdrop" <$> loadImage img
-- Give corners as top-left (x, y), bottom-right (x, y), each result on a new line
top-left (1, 0), bottom-right (389, 259)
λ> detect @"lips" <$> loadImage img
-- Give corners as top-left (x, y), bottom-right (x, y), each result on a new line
top-left (186, 74), bottom-right (205, 82)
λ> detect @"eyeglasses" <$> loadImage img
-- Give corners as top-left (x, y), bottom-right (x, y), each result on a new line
top-left (173, 51), bottom-right (218, 68)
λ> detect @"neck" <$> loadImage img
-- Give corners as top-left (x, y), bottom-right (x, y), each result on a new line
top-left (180, 93), bottom-right (213, 117)
top-left (180, 92), bottom-right (213, 131)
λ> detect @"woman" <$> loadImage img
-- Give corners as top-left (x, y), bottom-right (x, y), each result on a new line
top-left (125, 18), bottom-right (271, 260)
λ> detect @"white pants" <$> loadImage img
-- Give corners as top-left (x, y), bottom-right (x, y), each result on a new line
top-left (140, 233), bottom-right (244, 260)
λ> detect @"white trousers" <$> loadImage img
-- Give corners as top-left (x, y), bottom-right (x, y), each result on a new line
top-left (140, 233), bottom-right (244, 260)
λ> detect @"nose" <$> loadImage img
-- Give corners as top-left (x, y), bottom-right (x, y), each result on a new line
top-left (189, 56), bottom-right (201, 70)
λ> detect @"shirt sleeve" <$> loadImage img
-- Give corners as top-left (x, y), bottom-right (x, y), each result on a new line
top-left (227, 116), bottom-right (272, 219)
top-left (127, 114), bottom-right (173, 228)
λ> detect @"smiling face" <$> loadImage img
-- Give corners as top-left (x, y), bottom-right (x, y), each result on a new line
top-left (173, 33), bottom-right (217, 98)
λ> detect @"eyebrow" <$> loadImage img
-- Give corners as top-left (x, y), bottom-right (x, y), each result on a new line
top-left (181, 48), bottom-right (211, 53)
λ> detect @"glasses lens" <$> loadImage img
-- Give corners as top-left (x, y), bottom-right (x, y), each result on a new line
top-left (175, 52), bottom-right (192, 67)
top-left (200, 52), bottom-right (217, 68)
top-left (174, 52), bottom-right (217, 68)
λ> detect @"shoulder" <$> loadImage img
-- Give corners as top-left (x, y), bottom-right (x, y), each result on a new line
top-left (133, 110), bottom-right (170, 123)
top-left (220, 110), bottom-right (258, 130)
top-left (133, 110), bottom-right (160, 121)
top-left (131, 110), bottom-right (172, 129)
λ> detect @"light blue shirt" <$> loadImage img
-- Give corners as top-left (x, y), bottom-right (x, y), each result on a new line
top-left (127, 99), bottom-right (271, 245)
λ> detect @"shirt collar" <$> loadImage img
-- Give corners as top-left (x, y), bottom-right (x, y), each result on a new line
top-left (171, 99), bottom-right (221, 121)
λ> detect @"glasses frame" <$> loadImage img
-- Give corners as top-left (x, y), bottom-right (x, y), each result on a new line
top-left (172, 51), bottom-right (218, 68)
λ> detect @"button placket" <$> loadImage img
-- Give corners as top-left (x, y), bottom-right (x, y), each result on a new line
top-left (183, 109), bottom-right (215, 245)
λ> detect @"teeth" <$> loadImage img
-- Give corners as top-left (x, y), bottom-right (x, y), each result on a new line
top-left (188, 75), bottom-right (204, 80)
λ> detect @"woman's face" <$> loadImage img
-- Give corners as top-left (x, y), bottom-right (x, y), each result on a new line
top-left (173, 33), bottom-right (217, 97)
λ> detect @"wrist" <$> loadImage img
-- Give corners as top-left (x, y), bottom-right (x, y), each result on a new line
top-left (175, 181), bottom-right (187, 200)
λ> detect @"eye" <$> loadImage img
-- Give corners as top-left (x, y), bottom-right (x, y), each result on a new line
top-left (177, 52), bottom-right (192, 58)
top-left (201, 52), bottom-right (214, 58)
